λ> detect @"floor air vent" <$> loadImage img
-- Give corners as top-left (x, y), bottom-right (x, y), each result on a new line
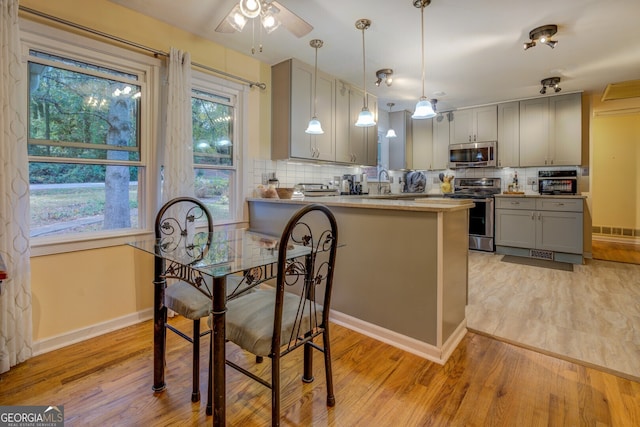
top-left (530, 249), bottom-right (554, 260)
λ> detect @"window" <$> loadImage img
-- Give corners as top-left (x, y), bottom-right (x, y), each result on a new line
top-left (22, 22), bottom-right (158, 245)
top-left (191, 74), bottom-right (243, 223)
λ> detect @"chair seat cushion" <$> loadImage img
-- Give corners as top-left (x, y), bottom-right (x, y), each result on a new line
top-left (164, 281), bottom-right (211, 320)
top-left (220, 288), bottom-right (322, 357)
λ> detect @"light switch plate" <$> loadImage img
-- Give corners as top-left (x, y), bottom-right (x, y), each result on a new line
top-left (527, 177), bottom-right (537, 185)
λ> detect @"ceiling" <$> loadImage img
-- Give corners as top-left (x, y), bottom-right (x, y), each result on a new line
top-left (109, 0), bottom-right (640, 113)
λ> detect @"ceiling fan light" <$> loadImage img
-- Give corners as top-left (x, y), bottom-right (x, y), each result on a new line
top-left (355, 108), bottom-right (376, 127)
top-left (227, 5), bottom-right (247, 31)
top-left (385, 128), bottom-right (397, 138)
top-left (412, 98), bottom-right (436, 119)
top-left (261, 12), bottom-right (281, 33)
top-left (239, 0), bottom-right (261, 19)
top-left (305, 117), bottom-right (324, 134)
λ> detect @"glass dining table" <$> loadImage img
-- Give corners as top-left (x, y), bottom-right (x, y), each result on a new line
top-left (128, 227), bottom-right (311, 426)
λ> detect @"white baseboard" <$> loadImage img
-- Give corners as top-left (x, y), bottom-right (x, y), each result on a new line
top-left (33, 309), bottom-right (154, 356)
top-left (593, 235), bottom-right (640, 245)
top-left (329, 309), bottom-right (467, 365)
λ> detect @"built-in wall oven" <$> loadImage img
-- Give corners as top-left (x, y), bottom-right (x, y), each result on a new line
top-left (445, 177), bottom-right (502, 252)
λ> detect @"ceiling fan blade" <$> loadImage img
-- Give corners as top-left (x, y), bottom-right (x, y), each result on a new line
top-left (271, 1), bottom-right (313, 38)
top-left (215, 3), bottom-right (240, 34)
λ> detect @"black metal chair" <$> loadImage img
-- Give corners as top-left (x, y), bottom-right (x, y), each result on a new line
top-left (219, 203), bottom-right (338, 426)
top-left (155, 196), bottom-right (215, 403)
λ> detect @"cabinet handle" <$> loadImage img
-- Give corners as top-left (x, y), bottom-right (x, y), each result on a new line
top-left (555, 203), bottom-right (565, 206)
top-left (531, 212), bottom-right (535, 220)
top-left (538, 212), bottom-right (542, 221)
top-left (511, 201), bottom-right (520, 205)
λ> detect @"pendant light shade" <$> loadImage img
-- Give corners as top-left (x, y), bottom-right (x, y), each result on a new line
top-left (305, 39), bottom-right (324, 135)
top-left (412, 0), bottom-right (436, 119)
top-left (385, 128), bottom-right (398, 138)
top-left (412, 97), bottom-right (436, 119)
top-left (355, 19), bottom-right (376, 127)
top-left (355, 108), bottom-right (376, 127)
top-left (385, 102), bottom-right (398, 138)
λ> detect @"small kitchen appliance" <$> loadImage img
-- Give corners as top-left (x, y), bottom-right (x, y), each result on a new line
top-left (538, 170), bottom-right (577, 195)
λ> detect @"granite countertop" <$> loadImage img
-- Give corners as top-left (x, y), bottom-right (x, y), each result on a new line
top-left (247, 195), bottom-right (474, 213)
top-left (494, 193), bottom-right (587, 199)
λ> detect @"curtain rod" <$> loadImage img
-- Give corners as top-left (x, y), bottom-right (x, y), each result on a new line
top-left (18, 6), bottom-right (267, 90)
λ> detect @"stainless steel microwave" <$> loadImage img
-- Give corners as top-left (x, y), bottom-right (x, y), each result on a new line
top-left (449, 141), bottom-right (497, 168)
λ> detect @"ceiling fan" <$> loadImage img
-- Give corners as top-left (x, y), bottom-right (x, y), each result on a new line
top-left (215, 0), bottom-right (313, 39)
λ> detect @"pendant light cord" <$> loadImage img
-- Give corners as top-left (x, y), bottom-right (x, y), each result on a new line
top-left (313, 45), bottom-right (318, 117)
top-left (361, 26), bottom-right (368, 109)
top-left (420, 3), bottom-right (425, 99)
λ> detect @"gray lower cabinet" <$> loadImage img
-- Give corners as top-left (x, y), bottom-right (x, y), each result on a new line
top-left (495, 197), bottom-right (584, 263)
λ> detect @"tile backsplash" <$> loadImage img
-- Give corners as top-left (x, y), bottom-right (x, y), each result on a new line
top-left (248, 159), bottom-right (583, 196)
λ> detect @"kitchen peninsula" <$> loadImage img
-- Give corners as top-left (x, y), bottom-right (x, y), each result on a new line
top-left (247, 196), bottom-right (473, 364)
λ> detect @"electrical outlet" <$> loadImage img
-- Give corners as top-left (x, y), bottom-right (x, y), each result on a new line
top-left (527, 177), bottom-right (537, 186)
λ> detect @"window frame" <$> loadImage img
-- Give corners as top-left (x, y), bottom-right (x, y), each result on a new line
top-left (21, 19), bottom-right (161, 257)
top-left (190, 70), bottom-right (246, 225)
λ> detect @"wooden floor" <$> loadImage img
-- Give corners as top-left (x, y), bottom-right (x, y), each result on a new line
top-left (1, 316), bottom-right (639, 426)
top-left (592, 239), bottom-right (640, 264)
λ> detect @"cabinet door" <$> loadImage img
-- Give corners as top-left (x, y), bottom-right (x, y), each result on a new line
top-left (549, 93), bottom-right (582, 166)
top-left (334, 81), bottom-right (351, 163)
top-left (475, 105), bottom-right (498, 142)
top-left (289, 61), bottom-right (315, 159)
top-left (348, 88), bottom-right (367, 164)
top-left (519, 97), bottom-right (549, 166)
top-left (450, 109), bottom-right (473, 144)
top-left (365, 94), bottom-right (379, 166)
top-left (495, 208), bottom-right (536, 248)
top-left (432, 113), bottom-right (450, 170)
top-left (389, 110), bottom-right (412, 169)
top-left (536, 210), bottom-right (583, 253)
top-left (497, 102), bottom-right (519, 167)
top-left (312, 70), bottom-right (336, 161)
top-left (412, 117), bottom-right (433, 170)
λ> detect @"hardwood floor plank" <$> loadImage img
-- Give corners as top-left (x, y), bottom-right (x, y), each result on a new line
top-left (1, 317), bottom-right (639, 426)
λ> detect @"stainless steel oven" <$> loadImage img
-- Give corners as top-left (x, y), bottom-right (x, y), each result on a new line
top-left (445, 177), bottom-right (501, 252)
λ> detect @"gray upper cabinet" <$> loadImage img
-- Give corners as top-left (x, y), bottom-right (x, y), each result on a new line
top-left (497, 101), bottom-right (520, 167)
top-left (411, 117), bottom-right (433, 170)
top-left (432, 113), bottom-right (451, 170)
top-left (341, 84), bottom-right (377, 166)
top-left (271, 58), bottom-right (335, 162)
top-left (520, 93), bottom-right (582, 167)
top-left (450, 105), bottom-right (497, 144)
top-left (389, 110), bottom-right (413, 170)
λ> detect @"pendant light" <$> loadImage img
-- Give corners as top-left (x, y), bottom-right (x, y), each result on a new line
top-left (385, 103), bottom-right (397, 138)
top-left (305, 39), bottom-right (324, 134)
top-left (355, 19), bottom-right (376, 127)
top-left (412, 0), bottom-right (436, 119)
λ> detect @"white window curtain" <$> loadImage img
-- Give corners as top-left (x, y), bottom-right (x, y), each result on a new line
top-left (0, 0), bottom-right (33, 374)
top-left (162, 47), bottom-right (195, 203)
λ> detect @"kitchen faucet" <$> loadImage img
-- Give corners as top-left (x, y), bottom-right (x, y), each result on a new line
top-left (378, 168), bottom-right (390, 194)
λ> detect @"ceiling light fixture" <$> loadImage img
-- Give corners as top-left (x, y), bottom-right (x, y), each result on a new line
top-left (355, 19), bottom-right (376, 127)
top-left (412, 0), bottom-right (436, 120)
top-left (524, 24), bottom-right (558, 50)
top-left (305, 39), bottom-right (324, 135)
top-left (375, 69), bottom-right (394, 87)
top-left (540, 77), bottom-right (562, 94)
top-left (385, 103), bottom-right (398, 138)
top-left (225, 0), bottom-right (284, 54)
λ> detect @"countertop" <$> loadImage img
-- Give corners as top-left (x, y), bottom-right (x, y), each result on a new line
top-left (247, 195), bottom-right (474, 213)
top-left (494, 194), bottom-right (587, 199)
